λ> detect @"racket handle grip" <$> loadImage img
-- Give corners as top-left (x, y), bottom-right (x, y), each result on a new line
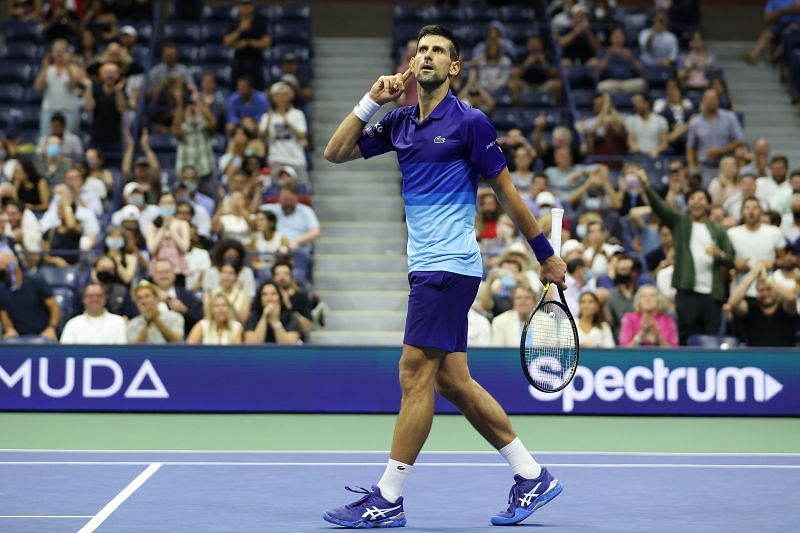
top-left (550, 208), bottom-right (564, 257)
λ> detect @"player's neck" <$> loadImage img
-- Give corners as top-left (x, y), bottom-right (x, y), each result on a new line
top-left (417, 82), bottom-right (450, 122)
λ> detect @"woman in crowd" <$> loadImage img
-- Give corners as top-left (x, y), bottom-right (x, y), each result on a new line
top-left (678, 31), bottom-right (719, 90)
top-left (619, 285), bottom-right (678, 347)
top-left (187, 292), bottom-right (244, 345)
top-left (250, 210), bottom-right (289, 271)
top-left (577, 291), bottom-right (615, 348)
top-left (204, 262), bottom-right (251, 324)
top-left (653, 78), bottom-right (695, 155)
top-left (510, 146), bottom-right (537, 191)
top-left (708, 155), bottom-right (740, 207)
top-left (244, 281), bottom-right (302, 344)
top-left (259, 81), bottom-right (309, 181)
top-left (42, 195), bottom-right (82, 266)
top-left (211, 190), bottom-right (255, 244)
top-left (146, 192), bottom-right (191, 279)
top-left (34, 39), bottom-right (84, 135)
top-left (91, 254), bottom-right (137, 318)
top-left (13, 159), bottom-right (50, 213)
top-left (103, 225), bottom-right (139, 286)
top-left (203, 238), bottom-right (257, 297)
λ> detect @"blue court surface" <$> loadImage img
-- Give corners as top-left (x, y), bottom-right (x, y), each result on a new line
top-left (1, 450), bottom-right (798, 532)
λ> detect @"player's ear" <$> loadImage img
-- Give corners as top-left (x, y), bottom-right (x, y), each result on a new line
top-left (450, 58), bottom-right (461, 77)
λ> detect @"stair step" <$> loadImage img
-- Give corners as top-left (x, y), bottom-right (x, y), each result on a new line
top-left (312, 330), bottom-right (404, 346)
top-left (315, 204), bottom-right (404, 221)
top-left (315, 253), bottom-right (406, 272)
top-left (321, 221), bottom-right (407, 238)
top-left (316, 238), bottom-right (406, 254)
top-left (314, 182), bottom-right (399, 195)
top-left (314, 272), bottom-right (409, 291)
top-left (322, 290), bottom-right (408, 311)
top-left (326, 310), bottom-right (406, 331)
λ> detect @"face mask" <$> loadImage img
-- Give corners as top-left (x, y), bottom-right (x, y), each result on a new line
top-left (105, 237), bottom-right (124, 250)
top-left (160, 206), bottom-right (176, 217)
top-left (96, 271), bottom-right (115, 284)
top-left (128, 193), bottom-right (144, 208)
top-left (87, 159), bottom-right (99, 170)
top-left (540, 207), bottom-right (551, 216)
top-left (615, 273), bottom-right (632, 285)
top-left (183, 180), bottom-right (198, 193)
top-left (47, 143), bottom-right (60, 158)
top-left (224, 256), bottom-right (242, 269)
top-left (585, 197), bottom-right (602, 211)
top-left (575, 224), bottom-right (587, 239)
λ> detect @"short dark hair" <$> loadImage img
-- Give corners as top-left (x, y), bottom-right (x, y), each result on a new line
top-left (686, 187), bottom-right (711, 205)
top-left (771, 155), bottom-right (789, 167)
top-left (417, 25), bottom-right (460, 61)
top-left (566, 257), bottom-right (585, 275)
top-left (271, 260), bottom-right (294, 280)
top-left (51, 112), bottom-right (66, 125)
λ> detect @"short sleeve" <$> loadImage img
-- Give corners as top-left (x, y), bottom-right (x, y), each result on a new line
top-left (301, 205), bottom-right (320, 230)
top-left (35, 275), bottom-right (54, 300)
top-left (466, 111), bottom-right (507, 179)
top-left (357, 109), bottom-right (398, 159)
top-left (289, 109), bottom-right (307, 134)
top-left (729, 112), bottom-right (745, 142)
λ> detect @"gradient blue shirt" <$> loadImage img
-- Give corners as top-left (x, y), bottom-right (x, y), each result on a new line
top-left (358, 92), bottom-right (506, 277)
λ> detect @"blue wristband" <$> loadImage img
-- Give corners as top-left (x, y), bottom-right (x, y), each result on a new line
top-left (527, 233), bottom-right (554, 263)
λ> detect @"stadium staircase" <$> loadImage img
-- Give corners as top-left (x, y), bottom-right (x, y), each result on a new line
top-left (310, 37), bottom-right (408, 346)
top-left (709, 41), bottom-right (800, 166)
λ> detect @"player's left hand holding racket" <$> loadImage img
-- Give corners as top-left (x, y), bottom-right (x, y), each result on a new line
top-left (521, 208), bottom-right (580, 393)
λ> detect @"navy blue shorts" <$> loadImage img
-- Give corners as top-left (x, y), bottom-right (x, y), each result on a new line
top-left (403, 270), bottom-right (481, 353)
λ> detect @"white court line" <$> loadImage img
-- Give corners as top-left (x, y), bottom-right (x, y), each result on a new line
top-left (1, 449), bottom-right (799, 457)
top-left (0, 514), bottom-right (92, 518)
top-left (0, 461), bottom-right (798, 469)
top-left (76, 462), bottom-right (161, 533)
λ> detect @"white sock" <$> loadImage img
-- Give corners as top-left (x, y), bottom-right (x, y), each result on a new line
top-left (377, 459), bottom-right (412, 503)
top-left (499, 438), bottom-right (542, 479)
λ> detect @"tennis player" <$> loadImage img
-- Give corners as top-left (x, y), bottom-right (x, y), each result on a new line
top-left (322, 25), bottom-right (568, 528)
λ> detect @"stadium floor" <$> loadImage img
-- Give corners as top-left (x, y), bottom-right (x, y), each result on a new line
top-left (1, 414), bottom-right (798, 532)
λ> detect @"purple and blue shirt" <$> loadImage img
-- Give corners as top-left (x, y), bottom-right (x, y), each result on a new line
top-left (358, 91), bottom-right (507, 277)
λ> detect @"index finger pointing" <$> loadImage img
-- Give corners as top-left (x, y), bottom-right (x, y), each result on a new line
top-left (400, 59), bottom-right (414, 83)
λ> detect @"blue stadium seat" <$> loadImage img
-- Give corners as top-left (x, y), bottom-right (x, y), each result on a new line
top-left (0, 62), bottom-right (32, 84)
top-left (0, 42), bottom-right (40, 60)
top-left (0, 335), bottom-right (57, 345)
top-left (499, 5), bottom-right (536, 21)
top-left (394, 4), bottom-right (422, 22)
top-left (147, 133), bottom-right (177, 153)
top-left (52, 286), bottom-right (77, 320)
top-left (419, 5), bottom-right (459, 23)
top-left (39, 265), bottom-right (85, 289)
top-left (203, 4), bottom-right (234, 21)
top-left (272, 22), bottom-right (311, 45)
top-left (521, 91), bottom-right (555, 108)
top-left (201, 22), bottom-right (231, 42)
top-left (272, 4), bottom-right (311, 20)
top-left (0, 84), bottom-right (24, 104)
top-left (163, 22), bottom-right (199, 43)
top-left (506, 22), bottom-right (538, 44)
top-left (610, 91), bottom-right (635, 112)
top-left (1, 21), bottom-right (41, 42)
top-left (196, 44), bottom-right (232, 63)
top-left (6, 107), bottom-right (39, 129)
top-left (292, 249), bottom-right (313, 283)
top-left (644, 65), bottom-right (675, 90)
top-left (22, 88), bottom-right (42, 105)
top-left (268, 45), bottom-right (309, 63)
top-left (686, 334), bottom-right (740, 349)
top-left (572, 89), bottom-right (597, 110)
top-left (566, 65), bottom-right (598, 90)
top-left (175, 43), bottom-right (194, 63)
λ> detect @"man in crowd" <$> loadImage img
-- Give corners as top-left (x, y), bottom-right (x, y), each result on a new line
top-left (151, 258), bottom-right (203, 336)
top-left (490, 284), bottom-right (536, 347)
top-left (781, 194), bottom-right (800, 251)
top-left (638, 9), bottom-right (678, 66)
top-left (626, 93), bottom-right (669, 158)
top-left (223, 0), bottom-right (271, 90)
top-left (606, 254), bottom-right (643, 339)
top-left (225, 75), bottom-right (269, 134)
top-left (739, 137), bottom-right (770, 178)
top-left (0, 251), bottom-right (60, 340)
top-left (728, 261), bottom-right (797, 346)
top-left (60, 283), bottom-right (127, 344)
top-left (147, 42), bottom-right (194, 90)
top-left (640, 172), bottom-right (734, 345)
top-left (36, 113), bottom-right (83, 160)
top-left (271, 260), bottom-right (313, 336)
top-left (756, 155), bottom-right (793, 213)
top-left (686, 88), bottom-right (744, 175)
top-left (261, 182), bottom-right (320, 253)
top-left (127, 282), bottom-right (184, 344)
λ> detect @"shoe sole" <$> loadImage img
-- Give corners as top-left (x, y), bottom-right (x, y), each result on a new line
top-left (322, 511), bottom-right (407, 528)
top-left (490, 480), bottom-right (564, 526)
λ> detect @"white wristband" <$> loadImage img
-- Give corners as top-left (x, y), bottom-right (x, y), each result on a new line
top-left (353, 93), bottom-right (380, 122)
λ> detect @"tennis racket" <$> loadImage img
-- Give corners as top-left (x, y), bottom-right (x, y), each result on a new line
top-left (520, 208), bottom-right (580, 393)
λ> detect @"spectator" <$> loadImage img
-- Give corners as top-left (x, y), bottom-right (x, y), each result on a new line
top-left (33, 39), bottom-right (86, 137)
top-left (146, 193), bottom-right (191, 278)
top-left (678, 31), bottom-right (720, 90)
top-left (223, 0), bottom-right (271, 91)
top-left (646, 223), bottom-right (675, 276)
top-left (102, 225), bottom-right (139, 286)
top-left (172, 84), bottom-right (217, 184)
top-left (33, 134), bottom-right (73, 185)
top-left (244, 281), bottom-right (301, 344)
top-left (83, 62), bottom-right (127, 156)
top-left (457, 68), bottom-right (496, 117)
top-left (509, 146), bottom-right (537, 191)
top-left (185, 224), bottom-right (213, 294)
top-left (532, 119), bottom-right (581, 169)
top-left (278, 53), bottom-right (314, 106)
top-left (728, 261), bottom-right (797, 346)
top-left (568, 164), bottom-right (621, 217)
top-left (743, 1), bottom-right (800, 64)
top-left (13, 159), bottom-right (50, 213)
top-left (472, 20), bottom-right (516, 59)
top-left (728, 197), bottom-right (787, 298)
top-left (490, 284), bottom-right (536, 347)
top-left (708, 156), bottom-right (741, 207)
top-left (640, 172), bottom-right (734, 344)
top-left (0, 251), bottom-right (59, 340)
top-left (60, 283), bottom-right (128, 344)
top-left (122, 129), bottom-right (162, 204)
top-left (756, 155), bottom-right (793, 213)
top-left (42, 194), bottom-right (82, 266)
top-left (127, 282), bottom-right (184, 343)
top-left (469, 38), bottom-right (512, 94)
top-left (259, 82), bottom-right (309, 180)
top-left (36, 113), bottom-right (83, 160)
top-left (199, 72), bottom-right (228, 129)
top-left (498, 128), bottom-right (535, 170)
top-left (77, 28), bottom-right (99, 66)
top-left (84, 147), bottom-right (115, 197)
top-left (523, 175), bottom-right (564, 218)
top-left (187, 292), bottom-right (244, 345)
top-left (653, 78), bottom-right (695, 155)
top-left (545, 146), bottom-right (586, 193)
top-left (176, 172), bottom-right (213, 228)
top-left (271, 260), bottom-right (314, 336)
top-left (151, 257), bottom-right (202, 336)
top-left (739, 137), bottom-right (770, 178)
top-left (581, 219), bottom-right (611, 276)
top-left (619, 285), bottom-right (679, 346)
top-left (40, 183), bottom-right (99, 252)
top-left (148, 42), bottom-right (194, 90)
top-left (397, 40), bottom-right (419, 107)
top-left (686, 89), bottom-right (744, 172)
top-left (250, 210), bottom-right (289, 270)
top-left (42, 3), bottom-right (79, 47)
top-left (606, 253), bottom-right (643, 338)
top-left (467, 305), bottom-right (492, 347)
top-left (3, 196), bottom-right (43, 260)
top-left (616, 163), bottom-right (649, 217)
top-left (638, 9), bottom-right (678, 66)
top-left (595, 27), bottom-right (646, 93)
top-left (261, 182), bottom-right (320, 253)
top-left (577, 291), bottom-right (615, 348)
top-left (63, 167), bottom-right (102, 217)
top-left (625, 93), bottom-right (669, 158)
top-left (225, 75), bottom-right (269, 133)
top-left (579, 93), bottom-right (628, 165)
top-left (512, 35), bottom-right (562, 105)
top-left (558, 4), bottom-right (600, 66)
top-left (212, 190), bottom-right (255, 244)
top-left (205, 261), bottom-right (252, 324)
top-left (781, 194), bottom-right (800, 250)
top-left (657, 159), bottom-right (690, 213)
top-left (711, 77), bottom-right (735, 111)
top-left (476, 189), bottom-right (502, 241)
top-left (203, 239), bottom-right (257, 297)
top-left (722, 174), bottom-right (766, 224)
top-left (478, 258), bottom-right (529, 318)
top-left (564, 257), bottom-right (598, 318)
top-left (219, 127), bottom-right (250, 182)
top-left (83, 0), bottom-right (119, 43)
top-left (119, 25), bottom-right (139, 55)
top-left (111, 184), bottom-right (160, 234)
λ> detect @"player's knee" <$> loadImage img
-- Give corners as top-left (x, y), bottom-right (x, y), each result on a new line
top-left (398, 356), bottom-right (435, 397)
top-left (434, 373), bottom-right (470, 402)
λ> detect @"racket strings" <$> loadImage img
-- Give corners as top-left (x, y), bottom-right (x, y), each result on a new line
top-left (523, 301), bottom-right (577, 391)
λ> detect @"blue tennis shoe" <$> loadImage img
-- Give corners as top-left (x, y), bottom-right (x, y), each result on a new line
top-left (323, 485), bottom-right (406, 528)
top-left (490, 468), bottom-right (563, 526)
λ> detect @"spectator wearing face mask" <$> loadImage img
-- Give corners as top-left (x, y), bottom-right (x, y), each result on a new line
top-left (111, 183), bottom-right (161, 234)
top-left (39, 184), bottom-right (99, 252)
top-left (202, 239), bottom-right (257, 298)
top-left (605, 253), bottom-right (643, 339)
top-left (102, 225), bottom-right (140, 286)
top-left (146, 193), bottom-right (191, 279)
top-left (33, 134), bottom-right (73, 185)
top-left (36, 113), bottom-right (83, 160)
top-left (0, 251), bottom-right (60, 341)
top-left (122, 128), bottom-right (162, 205)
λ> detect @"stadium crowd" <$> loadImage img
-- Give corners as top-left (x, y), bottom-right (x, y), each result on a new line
top-left (0, 0), bottom-right (321, 346)
top-left (0, 1), bottom-right (798, 348)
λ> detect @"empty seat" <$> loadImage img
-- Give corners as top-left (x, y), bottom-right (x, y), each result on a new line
top-left (0, 84), bottom-right (25, 104)
top-left (272, 22), bottom-right (311, 45)
top-left (0, 62), bottom-right (32, 84)
top-left (203, 4), bottom-right (234, 21)
top-left (38, 265), bottom-right (85, 289)
top-left (163, 22), bottom-right (199, 43)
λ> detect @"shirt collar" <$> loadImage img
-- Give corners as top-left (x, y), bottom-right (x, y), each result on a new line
top-left (411, 90), bottom-right (456, 125)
